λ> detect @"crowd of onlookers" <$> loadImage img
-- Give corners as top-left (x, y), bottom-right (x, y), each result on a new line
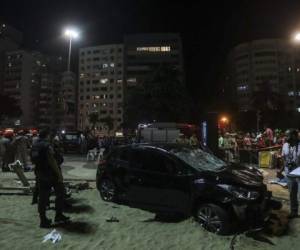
top-left (218, 126), bottom-right (289, 162)
top-left (0, 130), bottom-right (38, 172)
top-left (0, 128), bottom-right (137, 172)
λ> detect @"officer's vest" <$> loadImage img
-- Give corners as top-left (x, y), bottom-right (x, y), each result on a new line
top-left (30, 139), bottom-right (51, 173)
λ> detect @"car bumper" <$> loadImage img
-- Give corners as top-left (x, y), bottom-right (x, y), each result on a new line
top-left (232, 191), bottom-right (280, 227)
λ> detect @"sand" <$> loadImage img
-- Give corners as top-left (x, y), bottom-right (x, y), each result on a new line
top-left (0, 186), bottom-right (300, 250)
top-left (0, 159), bottom-right (299, 250)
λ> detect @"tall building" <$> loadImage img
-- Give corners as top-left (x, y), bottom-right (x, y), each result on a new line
top-left (123, 33), bottom-right (185, 126)
top-left (3, 50), bottom-right (66, 128)
top-left (124, 33), bottom-right (184, 87)
top-left (228, 39), bottom-right (299, 112)
top-left (0, 23), bottom-right (22, 90)
top-left (78, 44), bottom-right (124, 134)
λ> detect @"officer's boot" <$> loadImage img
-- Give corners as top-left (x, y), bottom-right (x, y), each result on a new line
top-left (39, 214), bottom-right (52, 228)
top-left (55, 213), bottom-right (70, 223)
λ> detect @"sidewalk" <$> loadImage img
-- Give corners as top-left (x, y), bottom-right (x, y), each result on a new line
top-left (0, 155), bottom-right (97, 189)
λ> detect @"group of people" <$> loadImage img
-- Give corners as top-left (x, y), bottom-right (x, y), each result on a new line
top-left (0, 128), bottom-right (70, 228)
top-left (219, 126), bottom-right (300, 218)
top-left (218, 126), bottom-right (290, 162)
top-left (0, 130), bottom-right (36, 172)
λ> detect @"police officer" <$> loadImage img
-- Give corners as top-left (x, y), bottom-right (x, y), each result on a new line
top-left (31, 128), bottom-right (70, 228)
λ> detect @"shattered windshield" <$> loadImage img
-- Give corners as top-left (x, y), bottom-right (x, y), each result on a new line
top-left (170, 148), bottom-right (227, 171)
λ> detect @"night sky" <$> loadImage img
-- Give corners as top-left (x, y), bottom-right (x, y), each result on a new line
top-left (2, 0), bottom-right (300, 112)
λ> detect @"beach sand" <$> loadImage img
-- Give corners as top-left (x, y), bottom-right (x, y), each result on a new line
top-left (0, 185), bottom-right (300, 250)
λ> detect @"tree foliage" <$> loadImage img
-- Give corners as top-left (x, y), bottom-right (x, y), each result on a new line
top-left (100, 115), bottom-right (114, 133)
top-left (88, 112), bottom-right (99, 130)
top-left (124, 65), bottom-right (192, 128)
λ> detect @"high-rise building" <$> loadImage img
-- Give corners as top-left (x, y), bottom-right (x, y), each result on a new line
top-left (3, 50), bottom-right (66, 128)
top-left (228, 39), bottom-right (300, 112)
top-left (123, 33), bottom-right (185, 126)
top-left (0, 23), bottom-right (22, 90)
top-left (124, 33), bottom-right (184, 87)
top-left (78, 44), bottom-right (124, 134)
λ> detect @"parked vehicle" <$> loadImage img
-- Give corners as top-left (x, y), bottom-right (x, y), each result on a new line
top-left (96, 143), bottom-right (280, 234)
top-left (61, 131), bottom-right (81, 153)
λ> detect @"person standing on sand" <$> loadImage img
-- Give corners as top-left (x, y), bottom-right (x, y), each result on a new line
top-left (30, 128), bottom-right (70, 228)
top-left (280, 130), bottom-right (300, 218)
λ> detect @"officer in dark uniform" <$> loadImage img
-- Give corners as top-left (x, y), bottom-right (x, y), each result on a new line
top-left (31, 128), bottom-right (70, 228)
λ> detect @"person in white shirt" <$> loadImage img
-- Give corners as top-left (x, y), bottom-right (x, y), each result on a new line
top-left (281, 130), bottom-right (300, 218)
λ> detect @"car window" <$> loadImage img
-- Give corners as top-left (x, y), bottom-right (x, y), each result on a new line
top-left (65, 134), bottom-right (78, 140)
top-left (131, 149), bottom-right (173, 174)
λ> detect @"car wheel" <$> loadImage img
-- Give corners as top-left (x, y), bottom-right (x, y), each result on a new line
top-left (99, 178), bottom-right (116, 202)
top-left (195, 203), bottom-right (230, 235)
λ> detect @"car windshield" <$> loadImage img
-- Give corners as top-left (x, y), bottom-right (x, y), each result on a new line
top-left (65, 134), bottom-right (78, 140)
top-left (170, 147), bottom-right (227, 171)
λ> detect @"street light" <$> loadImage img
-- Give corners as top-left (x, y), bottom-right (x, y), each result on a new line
top-left (64, 28), bottom-right (79, 72)
top-left (291, 32), bottom-right (300, 115)
top-left (293, 32), bottom-right (300, 42)
top-left (220, 116), bottom-right (229, 124)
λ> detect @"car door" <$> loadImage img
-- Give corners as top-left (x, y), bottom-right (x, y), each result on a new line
top-left (107, 147), bottom-right (132, 201)
top-left (128, 148), bottom-right (191, 212)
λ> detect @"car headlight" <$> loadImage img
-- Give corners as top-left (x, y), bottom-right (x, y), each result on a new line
top-left (218, 184), bottom-right (260, 201)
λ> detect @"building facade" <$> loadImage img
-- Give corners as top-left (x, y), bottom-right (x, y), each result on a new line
top-left (124, 33), bottom-right (184, 87)
top-left (0, 23), bottom-right (22, 92)
top-left (3, 50), bottom-right (67, 128)
top-left (228, 39), bottom-right (299, 112)
top-left (78, 44), bottom-right (124, 134)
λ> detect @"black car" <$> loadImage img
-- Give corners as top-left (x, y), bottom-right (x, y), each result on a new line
top-left (96, 143), bottom-right (280, 234)
top-left (61, 132), bottom-right (81, 153)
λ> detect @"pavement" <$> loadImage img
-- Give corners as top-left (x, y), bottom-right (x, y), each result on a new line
top-left (0, 154), bottom-right (97, 190)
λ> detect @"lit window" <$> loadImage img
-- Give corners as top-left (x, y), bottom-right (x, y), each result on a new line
top-left (127, 78), bottom-right (137, 84)
top-left (103, 63), bottom-right (108, 68)
top-left (80, 73), bottom-right (85, 78)
top-left (101, 78), bottom-right (108, 84)
top-left (136, 46), bottom-right (171, 52)
top-left (288, 91), bottom-right (295, 96)
top-left (95, 95), bottom-right (100, 99)
top-left (237, 85), bottom-right (247, 91)
top-left (110, 63), bottom-right (115, 67)
top-left (117, 79), bottom-right (123, 84)
top-left (288, 67), bottom-right (292, 72)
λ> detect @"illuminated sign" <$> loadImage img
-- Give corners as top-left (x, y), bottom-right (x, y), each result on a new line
top-left (136, 46), bottom-right (171, 52)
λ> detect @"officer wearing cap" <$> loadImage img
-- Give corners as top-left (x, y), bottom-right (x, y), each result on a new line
top-left (31, 127), bottom-right (70, 228)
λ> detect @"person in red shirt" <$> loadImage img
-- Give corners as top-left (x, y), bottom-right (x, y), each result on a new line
top-left (264, 125), bottom-right (274, 147)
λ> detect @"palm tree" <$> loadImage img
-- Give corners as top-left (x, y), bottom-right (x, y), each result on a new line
top-left (100, 116), bottom-right (114, 135)
top-left (88, 112), bottom-right (99, 133)
top-left (251, 80), bottom-right (285, 129)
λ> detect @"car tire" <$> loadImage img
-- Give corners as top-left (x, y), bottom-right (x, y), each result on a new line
top-left (99, 178), bottom-right (116, 202)
top-left (195, 203), bottom-right (231, 235)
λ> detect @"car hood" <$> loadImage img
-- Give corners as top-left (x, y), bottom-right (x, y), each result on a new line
top-left (200, 164), bottom-right (264, 187)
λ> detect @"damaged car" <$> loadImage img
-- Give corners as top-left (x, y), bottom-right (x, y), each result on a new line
top-left (96, 143), bottom-right (281, 234)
